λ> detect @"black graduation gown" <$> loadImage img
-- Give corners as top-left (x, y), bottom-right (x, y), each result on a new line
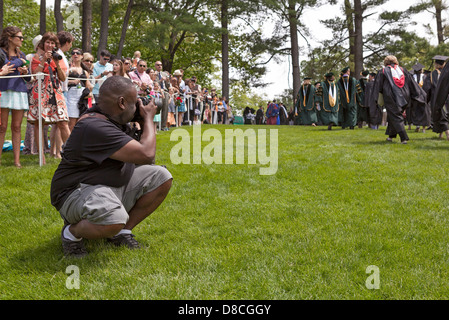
top-left (365, 81), bottom-right (382, 126)
top-left (425, 69), bottom-right (449, 133)
top-left (372, 66), bottom-right (412, 141)
top-left (409, 74), bottom-right (431, 127)
top-left (434, 62), bottom-right (449, 116)
top-left (255, 108), bottom-right (264, 124)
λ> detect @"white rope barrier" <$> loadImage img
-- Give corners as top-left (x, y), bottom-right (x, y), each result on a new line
top-left (0, 71), bottom-right (108, 166)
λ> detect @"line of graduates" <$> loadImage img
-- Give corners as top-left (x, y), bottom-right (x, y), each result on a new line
top-left (294, 54), bottom-right (449, 144)
top-left (294, 67), bottom-right (376, 131)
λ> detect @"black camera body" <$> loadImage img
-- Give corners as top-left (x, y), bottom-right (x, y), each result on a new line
top-left (132, 94), bottom-right (164, 122)
top-left (51, 48), bottom-right (63, 61)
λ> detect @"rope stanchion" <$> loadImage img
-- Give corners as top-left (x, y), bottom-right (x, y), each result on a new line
top-left (36, 72), bottom-right (44, 167)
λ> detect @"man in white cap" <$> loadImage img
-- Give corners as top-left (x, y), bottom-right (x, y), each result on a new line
top-left (26, 35), bottom-right (43, 65)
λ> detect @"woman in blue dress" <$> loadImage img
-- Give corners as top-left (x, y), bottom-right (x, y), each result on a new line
top-left (0, 26), bottom-right (30, 168)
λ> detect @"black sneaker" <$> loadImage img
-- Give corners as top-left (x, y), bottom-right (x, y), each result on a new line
top-left (61, 226), bottom-right (87, 258)
top-left (107, 233), bottom-right (141, 249)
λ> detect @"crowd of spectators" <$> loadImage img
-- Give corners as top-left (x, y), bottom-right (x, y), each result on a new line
top-left (0, 27), bottom-right (234, 167)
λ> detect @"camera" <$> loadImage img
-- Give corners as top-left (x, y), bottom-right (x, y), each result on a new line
top-left (131, 94), bottom-right (164, 122)
top-left (132, 96), bottom-right (151, 122)
top-left (51, 48), bottom-right (63, 61)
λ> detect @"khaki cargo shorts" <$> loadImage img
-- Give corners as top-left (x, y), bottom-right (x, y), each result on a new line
top-left (59, 165), bottom-right (173, 225)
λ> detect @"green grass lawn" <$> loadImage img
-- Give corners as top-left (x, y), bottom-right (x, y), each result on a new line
top-left (1, 122), bottom-right (449, 300)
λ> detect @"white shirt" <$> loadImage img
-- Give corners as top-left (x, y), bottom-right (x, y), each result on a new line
top-left (57, 48), bottom-right (69, 92)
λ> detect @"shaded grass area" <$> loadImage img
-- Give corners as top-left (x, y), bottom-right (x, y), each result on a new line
top-left (1, 123), bottom-right (449, 299)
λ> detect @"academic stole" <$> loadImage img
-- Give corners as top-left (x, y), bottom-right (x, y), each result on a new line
top-left (344, 78), bottom-right (350, 103)
top-left (303, 85), bottom-right (307, 107)
top-left (328, 81), bottom-right (337, 107)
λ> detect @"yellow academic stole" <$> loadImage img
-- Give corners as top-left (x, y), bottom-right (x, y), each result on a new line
top-left (328, 81), bottom-right (337, 107)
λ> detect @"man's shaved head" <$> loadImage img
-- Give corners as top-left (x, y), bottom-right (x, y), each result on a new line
top-left (98, 76), bottom-right (137, 124)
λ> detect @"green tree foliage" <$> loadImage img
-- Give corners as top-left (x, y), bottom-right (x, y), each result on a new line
top-left (2, 0), bottom-right (56, 54)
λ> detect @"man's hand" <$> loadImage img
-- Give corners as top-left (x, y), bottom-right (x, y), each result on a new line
top-left (137, 97), bottom-right (158, 124)
top-left (110, 98), bottom-right (158, 165)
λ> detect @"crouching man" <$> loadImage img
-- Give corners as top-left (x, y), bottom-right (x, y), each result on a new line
top-left (51, 76), bottom-right (173, 257)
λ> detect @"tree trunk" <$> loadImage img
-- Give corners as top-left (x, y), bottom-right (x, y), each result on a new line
top-left (288, 0), bottom-right (301, 103)
top-left (82, 0), bottom-right (92, 53)
top-left (221, 0), bottom-right (230, 101)
top-left (116, 0), bottom-right (134, 58)
top-left (435, 0), bottom-right (444, 44)
top-left (0, 0), bottom-right (3, 35)
top-left (54, 0), bottom-right (64, 32)
top-left (344, 0), bottom-right (355, 76)
top-left (353, 0), bottom-right (363, 78)
top-left (97, 0), bottom-right (110, 59)
top-left (40, 0), bottom-right (46, 35)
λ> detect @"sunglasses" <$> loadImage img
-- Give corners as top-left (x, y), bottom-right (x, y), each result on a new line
top-left (103, 57), bottom-right (110, 61)
top-left (84, 60), bottom-right (93, 63)
top-left (139, 65), bottom-right (147, 68)
top-left (124, 62), bottom-right (130, 65)
top-left (12, 35), bottom-right (24, 41)
top-left (71, 51), bottom-right (81, 55)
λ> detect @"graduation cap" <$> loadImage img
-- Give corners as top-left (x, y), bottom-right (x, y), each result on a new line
top-left (360, 70), bottom-right (369, 77)
top-left (341, 66), bottom-right (350, 74)
top-left (412, 63), bottom-right (425, 71)
top-left (369, 72), bottom-right (377, 77)
top-left (324, 72), bottom-right (334, 78)
top-left (432, 55), bottom-right (449, 65)
top-left (303, 77), bottom-right (312, 81)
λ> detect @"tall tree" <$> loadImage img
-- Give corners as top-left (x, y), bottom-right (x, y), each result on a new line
top-left (408, 0), bottom-right (448, 44)
top-left (82, 0), bottom-right (92, 53)
top-left (353, 0), bottom-right (363, 76)
top-left (263, 0), bottom-right (320, 102)
top-left (287, 0), bottom-right (301, 103)
top-left (0, 0), bottom-right (3, 35)
top-left (211, 0), bottom-right (269, 99)
top-left (40, 0), bottom-right (46, 35)
top-left (133, 0), bottom-right (219, 73)
top-left (221, 0), bottom-right (229, 100)
top-left (54, 0), bottom-right (63, 32)
top-left (97, 0), bottom-right (109, 59)
top-left (116, 0), bottom-right (134, 58)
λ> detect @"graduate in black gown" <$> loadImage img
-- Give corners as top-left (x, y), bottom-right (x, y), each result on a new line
top-left (409, 63), bottom-right (431, 133)
top-left (433, 60), bottom-right (449, 132)
top-left (372, 56), bottom-right (414, 144)
top-left (423, 55), bottom-right (449, 140)
top-left (365, 72), bottom-right (382, 129)
top-left (357, 70), bottom-right (370, 128)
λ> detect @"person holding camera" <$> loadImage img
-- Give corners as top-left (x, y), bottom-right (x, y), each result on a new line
top-left (28, 32), bottom-right (70, 165)
top-left (0, 26), bottom-right (30, 168)
top-left (51, 76), bottom-right (173, 257)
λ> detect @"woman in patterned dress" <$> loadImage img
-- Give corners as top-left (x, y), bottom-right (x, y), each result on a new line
top-left (28, 32), bottom-right (70, 165)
